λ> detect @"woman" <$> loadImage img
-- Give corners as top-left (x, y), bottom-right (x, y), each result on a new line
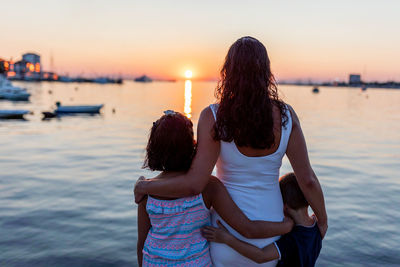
top-left (135, 36), bottom-right (327, 266)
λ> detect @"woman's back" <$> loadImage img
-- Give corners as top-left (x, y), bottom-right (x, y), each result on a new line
top-left (209, 103), bottom-right (292, 267)
top-left (142, 195), bottom-right (212, 266)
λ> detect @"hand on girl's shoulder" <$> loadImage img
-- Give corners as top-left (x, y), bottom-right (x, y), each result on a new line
top-left (205, 176), bottom-right (224, 193)
top-left (202, 176), bottom-right (224, 209)
top-left (138, 195), bottom-right (148, 206)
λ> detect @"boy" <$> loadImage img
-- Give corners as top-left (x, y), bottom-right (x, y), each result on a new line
top-left (202, 172), bottom-right (322, 267)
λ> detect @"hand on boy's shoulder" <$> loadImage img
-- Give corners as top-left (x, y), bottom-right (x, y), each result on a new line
top-left (283, 216), bottom-right (295, 232)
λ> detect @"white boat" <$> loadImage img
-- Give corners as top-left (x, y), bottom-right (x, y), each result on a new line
top-left (55, 102), bottom-right (103, 114)
top-left (0, 89), bottom-right (31, 101)
top-left (0, 110), bottom-right (30, 119)
top-left (0, 75), bottom-right (31, 101)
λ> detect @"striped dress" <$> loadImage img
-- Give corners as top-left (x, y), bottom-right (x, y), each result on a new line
top-left (142, 194), bottom-right (212, 266)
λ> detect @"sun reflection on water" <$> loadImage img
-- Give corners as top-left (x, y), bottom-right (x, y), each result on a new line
top-left (184, 80), bottom-right (192, 118)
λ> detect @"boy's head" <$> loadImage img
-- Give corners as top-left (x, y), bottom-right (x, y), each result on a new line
top-left (143, 111), bottom-right (195, 172)
top-left (279, 172), bottom-right (309, 211)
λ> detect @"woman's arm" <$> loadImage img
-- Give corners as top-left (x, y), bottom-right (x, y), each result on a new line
top-left (286, 105), bottom-right (328, 238)
top-left (137, 197), bottom-right (150, 267)
top-left (202, 221), bottom-right (280, 264)
top-left (203, 177), bottom-right (293, 238)
top-left (135, 107), bottom-right (219, 202)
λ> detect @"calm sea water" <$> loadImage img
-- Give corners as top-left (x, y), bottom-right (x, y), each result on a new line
top-left (0, 81), bottom-right (399, 267)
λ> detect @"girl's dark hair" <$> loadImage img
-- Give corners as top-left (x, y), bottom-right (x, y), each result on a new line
top-left (214, 36), bottom-right (288, 149)
top-left (143, 112), bottom-right (195, 172)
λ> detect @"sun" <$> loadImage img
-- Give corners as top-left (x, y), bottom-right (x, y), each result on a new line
top-left (185, 70), bottom-right (193, 79)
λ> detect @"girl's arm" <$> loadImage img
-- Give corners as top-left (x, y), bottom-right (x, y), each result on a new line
top-left (202, 221), bottom-right (280, 264)
top-left (203, 177), bottom-right (293, 239)
top-left (135, 107), bottom-right (219, 203)
top-left (286, 105), bottom-right (328, 238)
top-left (137, 196), bottom-right (150, 267)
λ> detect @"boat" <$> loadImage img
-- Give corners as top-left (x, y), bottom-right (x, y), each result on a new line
top-left (134, 75), bottom-right (152, 82)
top-left (93, 77), bottom-right (123, 84)
top-left (0, 89), bottom-right (31, 101)
top-left (54, 102), bottom-right (104, 114)
top-left (42, 111), bottom-right (58, 119)
top-left (312, 87), bottom-right (320, 93)
top-left (0, 110), bottom-right (30, 119)
top-left (0, 75), bottom-right (31, 101)
top-left (93, 77), bottom-right (109, 84)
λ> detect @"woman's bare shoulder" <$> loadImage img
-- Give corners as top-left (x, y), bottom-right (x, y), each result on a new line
top-left (284, 103), bottom-right (300, 127)
top-left (199, 106), bottom-right (214, 121)
top-left (197, 106), bottom-right (216, 133)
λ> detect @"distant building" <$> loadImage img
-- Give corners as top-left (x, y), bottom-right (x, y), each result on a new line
top-left (21, 53), bottom-right (41, 80)
top-left (23, 53), bottom-right (40, 64)
top-left (349, 74), bottom-right (361, 85)
top-left (0, 58), bottom-right (8, 74)
top-left (1, 52), bottom-right (42, 80)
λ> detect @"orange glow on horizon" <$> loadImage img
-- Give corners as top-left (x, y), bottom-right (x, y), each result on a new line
top-left (1, 1), bottom-right (400, 82)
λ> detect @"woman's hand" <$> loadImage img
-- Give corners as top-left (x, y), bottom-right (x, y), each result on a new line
top-left (201, 220), bottom-right (233, 244)
top-left (317, 220), bottom-right (328, 239)
top-left (134, 176), bottom-right (146, 204)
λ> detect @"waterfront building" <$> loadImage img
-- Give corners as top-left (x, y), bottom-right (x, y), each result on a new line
top-left (2, 53), bottom-right (42, 80)
top-left (42, 72), bottom-right (58, 81)
top-left (349, 74), bottom-right (361, 85)
top-left (0, 59), bottom-right (8, 74)
top-left (21, 53), bottom-right (41, 80)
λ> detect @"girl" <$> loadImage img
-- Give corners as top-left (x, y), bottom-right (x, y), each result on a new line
top-left (137, 111), bottom-right (293, 266)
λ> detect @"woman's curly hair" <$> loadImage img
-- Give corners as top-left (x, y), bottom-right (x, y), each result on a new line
top-left (214, 36), bottom-right (288, 149)
top-left (143, 112), bottom-right (196, 172)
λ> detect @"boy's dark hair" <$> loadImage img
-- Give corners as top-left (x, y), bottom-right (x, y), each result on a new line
top-left (143, 112), bottom-right (195, 172)
top-left (279, 172), bottom-right (309, 210)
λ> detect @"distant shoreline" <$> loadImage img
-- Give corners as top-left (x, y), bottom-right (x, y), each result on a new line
top-left (278, 81), bottom-right (400, 90)
top-left (8, 78), bottom-right (400, 90)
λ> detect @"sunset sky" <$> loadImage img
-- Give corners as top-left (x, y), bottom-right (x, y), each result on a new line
top-left (2, 0), bottom-right (400, 81)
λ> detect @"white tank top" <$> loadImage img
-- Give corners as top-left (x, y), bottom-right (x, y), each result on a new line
top-left (209, 103), bottom-right (292, 267)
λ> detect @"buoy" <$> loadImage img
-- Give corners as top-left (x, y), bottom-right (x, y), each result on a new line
top-left (312, 87), bottom-right (319, 93)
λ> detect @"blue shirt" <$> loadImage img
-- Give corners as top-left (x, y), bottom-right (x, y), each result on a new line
top-left (275, 221), bottom-right (322, 267)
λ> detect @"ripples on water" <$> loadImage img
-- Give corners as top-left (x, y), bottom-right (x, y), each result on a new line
top-left (0, 81), bottom-right (399, 266)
